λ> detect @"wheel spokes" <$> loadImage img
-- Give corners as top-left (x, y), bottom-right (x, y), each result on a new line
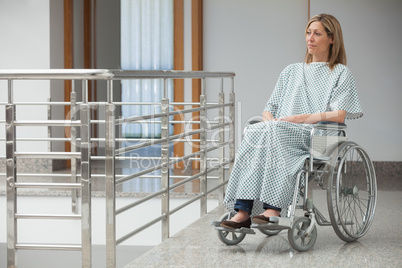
top-left (232, 232), bottom-right (238, 240)
top-left (328, 143), bottom-right (377, 242)
top-left (337, 146), bottom-right (375, 238)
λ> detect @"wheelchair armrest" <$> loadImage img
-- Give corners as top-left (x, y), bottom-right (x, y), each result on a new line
top-left (315, 121), bottom-right (347, 130)
top-left (245, 117), bottom-right (264, 127)
top-left (245, 118), bottom-right (347, 130)
top-left (243, 117), bottom-right (263, 136)
top-left (246, 119), bottom-right (263, 125)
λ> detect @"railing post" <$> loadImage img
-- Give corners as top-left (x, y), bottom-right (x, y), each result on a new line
top-left (81, 80), bottom-right (92, 268)
top-left (229, 78), bottom-right (236, 171)
top-left (6, 79), bottom-right (17, 268)
top-left (218, 82), bottom-right (225, 206)
top-left (200, 78), bottom-right (207, 216)
top-left (70, 88), bottom-right (78, 214)
top-left (105, 79), bottom-right (116, 268)
top-left (161, 79), bottom-right (170, 241)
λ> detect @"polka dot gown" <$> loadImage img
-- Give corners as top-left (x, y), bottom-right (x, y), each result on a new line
top-left (224, 62), bottom-right (363, 216)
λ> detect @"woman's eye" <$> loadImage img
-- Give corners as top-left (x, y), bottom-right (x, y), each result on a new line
top-left (315, 32), bottom-right (321, 36)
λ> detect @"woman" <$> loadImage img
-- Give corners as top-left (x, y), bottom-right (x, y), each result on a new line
top-left (221, 14), bottom-right (363, 229)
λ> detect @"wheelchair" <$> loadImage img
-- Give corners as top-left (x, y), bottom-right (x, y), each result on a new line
top-left (212, 119), bottom-right (377, 251)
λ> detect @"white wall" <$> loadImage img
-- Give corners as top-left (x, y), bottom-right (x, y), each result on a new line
top-left (203, 0), bottom-right (402, 161)
top-left (0, 0), bottom-right (50, 155)
top-left (203, 0), bottom-right (308, 154)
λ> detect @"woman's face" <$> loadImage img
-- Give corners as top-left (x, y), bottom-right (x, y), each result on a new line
top-left (306, 21), bottom-right (333, 62)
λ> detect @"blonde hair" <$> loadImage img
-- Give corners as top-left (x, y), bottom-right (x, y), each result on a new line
top-left (304, 14), bottom-right (346, 69)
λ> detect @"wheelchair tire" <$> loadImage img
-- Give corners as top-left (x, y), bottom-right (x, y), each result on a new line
top-left (288, 217), bottom-right (317, 252)
top-left (327, 141), bottom-right (377, 242)
top-left (216, 212), bottom-right (247, 245)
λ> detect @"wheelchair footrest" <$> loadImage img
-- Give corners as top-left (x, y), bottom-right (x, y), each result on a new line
top-left (214, 226), bottom-right (256, 235)
top-left (251, 217), bottom-right (292, 230)
top-left (210, 220), bottom-right (221, 227)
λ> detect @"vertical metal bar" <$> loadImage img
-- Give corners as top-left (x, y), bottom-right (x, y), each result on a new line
top-left (220, 77), bottom-right (224, 93)
top-left (105, 80), bottom-right (116, 268)
top-left (8, 79), bottom-right (13, 103)
top-left (82, 79), bottom-right (89, 103)
top-left (161, 79), bottom-right (170, 241)
top-left (81, 80), bottom-right (92, 268)
top-left (199, 79), bottom-right (207, 216)
top-left (163, 77), bottom-right (168, 99)
top-left (107, 79), bottom-right (113, 103)
top-left (6, 79), bottom-right (17, 268)
top-left (70, 89), bottom-right (78, 214)
top-left (289, 170), bottom-right (304, 218)
top-left (304, 170), bottom-right (309, 211)
top-left (229, 90), bottom-right (236, 172)
top-left (47, 97), bottom-right (51, 152)
top-left (229, 78), bottom-right (236, 174)
top-left (218, 90), bottom-right (225, 206)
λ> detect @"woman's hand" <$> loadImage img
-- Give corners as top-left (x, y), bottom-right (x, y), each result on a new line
top-left (262, 111), bottom-right (275, 121)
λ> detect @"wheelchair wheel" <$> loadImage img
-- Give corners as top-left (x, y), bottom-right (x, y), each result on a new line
top-left (327, 141), bottom-right (377, 242)
top-left (216, 212), bottom-right (247, 245)
top-left (288, 217), bottom-right (317, 252)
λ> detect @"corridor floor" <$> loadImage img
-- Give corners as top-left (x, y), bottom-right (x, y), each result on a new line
top-left (126, 188), bottom-right (402, 268)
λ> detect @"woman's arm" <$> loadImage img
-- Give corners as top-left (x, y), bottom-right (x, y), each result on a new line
top-left (277, 110), bottom-right (347, 124)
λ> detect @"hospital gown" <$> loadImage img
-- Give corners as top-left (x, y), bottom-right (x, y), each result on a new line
top-left (223, 62), bottom-right (363, 215)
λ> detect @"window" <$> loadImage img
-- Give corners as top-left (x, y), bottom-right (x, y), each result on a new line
top-left (121, 0), bottom-right (173, 138)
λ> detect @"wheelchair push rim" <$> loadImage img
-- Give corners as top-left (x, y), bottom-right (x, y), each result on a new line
top-left (327, 141), bottom-right (377, 242)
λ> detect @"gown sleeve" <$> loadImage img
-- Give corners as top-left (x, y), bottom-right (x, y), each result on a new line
top-left (328, 67), bottom-right (363, 120)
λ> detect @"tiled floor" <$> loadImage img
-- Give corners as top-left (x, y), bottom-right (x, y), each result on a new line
top-left (126, 187), bottom-right (402, 268)
top-left (1, 163), bottom-right (401, 268)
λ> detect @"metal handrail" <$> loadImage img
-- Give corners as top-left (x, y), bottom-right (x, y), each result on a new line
top-left (0, 69), bottom-right (112, 79)
top-left (111, 69), bottom-right (235, 79)
top-left (0, 69), bottom-right (235, 80)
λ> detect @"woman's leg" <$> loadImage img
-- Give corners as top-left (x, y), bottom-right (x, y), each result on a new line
top-left (261, 203), bottom-right (281, 217)
top-left (253, 203), bottom-right (281, 224)
top-left (230, 199), bottom-right (253, 222)
top-left (227, 200), bottom-right (281, 222)
top-left (219, 199), bottom-right (253, 229)
top-left (252, 203), bottom-right (281, 224)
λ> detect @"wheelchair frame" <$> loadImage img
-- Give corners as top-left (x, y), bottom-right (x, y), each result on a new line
top-left (212, 120), bottom-right (377, 251)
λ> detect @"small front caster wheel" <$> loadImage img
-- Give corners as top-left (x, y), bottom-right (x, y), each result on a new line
top-left (216, 212), bottom-right (247, 245)
top-left (288, 217), bottom-right (317, 251)
top-left (258, 228), bottom-right (281, 236)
